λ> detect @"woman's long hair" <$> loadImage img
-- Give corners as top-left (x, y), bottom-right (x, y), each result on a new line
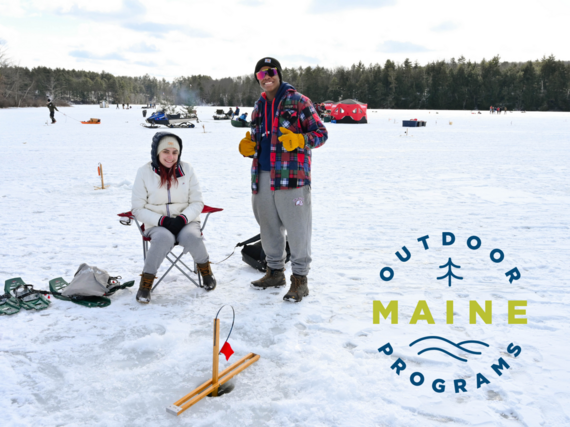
top-left (158, 165), bottom-right (178, 189)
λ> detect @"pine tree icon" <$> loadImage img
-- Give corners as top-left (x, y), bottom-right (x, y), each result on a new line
top-left (437, 258), bottom-right (463, 287)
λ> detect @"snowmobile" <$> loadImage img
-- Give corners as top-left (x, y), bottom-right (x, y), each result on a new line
top-left (141, 110), bottom-right (199, 129)
top-left (213, 109), bottom-right (231, 120)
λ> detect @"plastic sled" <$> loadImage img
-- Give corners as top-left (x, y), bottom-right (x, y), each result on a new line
top-left (5, 278), bottom-right (51, 311)
top-left (81, 118), bottom-right (101, 124)
top-left (49, 277), bottom-right (111, 308)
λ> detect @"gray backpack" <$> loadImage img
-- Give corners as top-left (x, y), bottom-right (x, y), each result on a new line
top-left (61, 263), bottom-right (119, 297)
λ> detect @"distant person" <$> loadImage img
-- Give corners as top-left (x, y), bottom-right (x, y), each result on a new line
top-left (504, 107), bottom-right (508, 114)
top-left (227, 107), bottom-right (233, 118)
top-left (490, 106), bottom-right (493, 114)
top-left (234, 106), bottom-right (240, 118)
top-left (497, 107), bottom-right (500, 114)
top-left (238, 112), bottom-right (248, 122)
top-left (47, 98), bottom-right (58, 124)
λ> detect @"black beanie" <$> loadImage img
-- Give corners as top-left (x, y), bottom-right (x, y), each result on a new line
top-left (254, 57), bottom-right (282, 83)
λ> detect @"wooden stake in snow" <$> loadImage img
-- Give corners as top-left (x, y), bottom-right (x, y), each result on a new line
top-left (94, 163), bottom-right (109, 190)
top-left (166, 317), bottom-right (259, 416)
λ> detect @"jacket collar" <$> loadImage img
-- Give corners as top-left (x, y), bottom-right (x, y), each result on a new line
top-left (259, 82), bottom-right (295, 105)
top-left (152, 163), bottom-right (185, 178)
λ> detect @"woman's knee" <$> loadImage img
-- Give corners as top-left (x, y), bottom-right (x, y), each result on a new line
top-left (150, 227), bottom-right (176, 248)
top-left (178, 223), bottom-right (203, 246)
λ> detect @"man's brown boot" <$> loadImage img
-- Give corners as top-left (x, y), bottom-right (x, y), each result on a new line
top-left (197, 262), bottom-right (217, 291)
top-left (136, 272), bottom-right (155, 304)
top-left (283, 274), bottom-right (309, 302)
top-left (251, 268), bottom-right (286, 290)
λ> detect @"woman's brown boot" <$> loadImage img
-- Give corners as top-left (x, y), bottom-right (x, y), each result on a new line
top-left (197, 262), bottom-right (217, 291)
top-left (136, 273), bottom-right (155, 303)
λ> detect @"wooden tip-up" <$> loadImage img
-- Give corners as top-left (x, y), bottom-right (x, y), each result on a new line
top-left (167, 318), bottom-right (259, 416)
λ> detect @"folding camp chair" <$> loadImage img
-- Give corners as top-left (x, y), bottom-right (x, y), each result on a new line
top-left (118, 206), bottom-right (223, 290)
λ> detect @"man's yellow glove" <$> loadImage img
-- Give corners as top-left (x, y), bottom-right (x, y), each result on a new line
top-left (278, 127), bottom-right (305, 151)
top-left (239, 131), bottom-right (256, 157)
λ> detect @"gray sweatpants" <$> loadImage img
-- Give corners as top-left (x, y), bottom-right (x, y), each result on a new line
top-left (143, 222), bottom-right (209, 275)
top-left (252, 171), bottom-right (312, 276)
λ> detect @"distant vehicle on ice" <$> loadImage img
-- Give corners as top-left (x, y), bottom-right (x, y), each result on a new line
top-left (141, 108), bottom-right (199, 129)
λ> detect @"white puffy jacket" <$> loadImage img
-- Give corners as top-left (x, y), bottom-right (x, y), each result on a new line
top-left (132, 161), bottom-right (204, 231)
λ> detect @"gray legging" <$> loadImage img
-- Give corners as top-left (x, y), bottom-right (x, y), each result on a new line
top-left (143, 222), bottom-right (209, 275)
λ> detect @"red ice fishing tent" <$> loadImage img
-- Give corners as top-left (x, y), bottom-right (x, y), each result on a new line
top-left (331, 99), bottom-right (368, 124)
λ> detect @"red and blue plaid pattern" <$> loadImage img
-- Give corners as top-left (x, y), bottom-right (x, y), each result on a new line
top-left (250, 85), bottom-right (327, 193)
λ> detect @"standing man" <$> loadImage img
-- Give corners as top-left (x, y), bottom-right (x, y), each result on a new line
top-left (47, 98), bottom-right (58, 124)
top-left (238, 57), bottom-right (328, 302)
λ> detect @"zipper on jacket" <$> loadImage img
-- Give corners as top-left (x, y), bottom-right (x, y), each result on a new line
top-left (166, 183), bottom-right (171, 217)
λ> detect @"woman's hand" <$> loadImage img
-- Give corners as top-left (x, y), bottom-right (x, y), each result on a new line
top-left (161, 216), bottom-right (186, 237)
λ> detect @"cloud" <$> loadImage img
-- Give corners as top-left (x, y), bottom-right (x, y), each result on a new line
top-left (377, 40), bottom-right (430, 53)
top-left (280, 55), bottom-right (320, 65)
top-left (69, 50), bottom-right (125, 61)
top-left (134, 61), bottom-right (158, 67)
top-left (122, 22), bottom-right (211, 38)
top-left (431, 21), bottom-right (459, 32)
top-left (54, 0), bottom-right (210, 38)
top-left (309, 0), bottom-right (395, 12)
top-left (129, 42), bottom-right (159, 53)
top-left (239, 0), bottom-right (265, 5)
top-left (55, 0), bottom-right (146, 22)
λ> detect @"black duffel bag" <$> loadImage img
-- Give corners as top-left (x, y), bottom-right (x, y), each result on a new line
top-left (237, 234), bottom-right (291, 272)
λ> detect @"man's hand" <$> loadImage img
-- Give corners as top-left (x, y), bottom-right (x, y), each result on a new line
top-left (278, 127), bottom-right (305, 151)
top-left (239, 131), bottom-right (256, 157)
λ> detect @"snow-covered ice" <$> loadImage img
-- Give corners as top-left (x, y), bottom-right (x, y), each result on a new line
top-left (1, 105), bottom-right (569, 426)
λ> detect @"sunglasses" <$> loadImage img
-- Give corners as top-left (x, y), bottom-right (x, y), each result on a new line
top-left (256, 68), bottom-right (278, 80)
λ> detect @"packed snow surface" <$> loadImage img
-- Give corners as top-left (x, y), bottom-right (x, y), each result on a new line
top-left (1, 105), bottom-right (569, 426)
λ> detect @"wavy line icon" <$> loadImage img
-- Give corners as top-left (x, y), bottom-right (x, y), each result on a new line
top-left (409, 336), bottom-right (489, 362)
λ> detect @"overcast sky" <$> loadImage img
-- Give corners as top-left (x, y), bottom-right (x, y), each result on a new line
top-left (0, 0), bottom-right (568, 81)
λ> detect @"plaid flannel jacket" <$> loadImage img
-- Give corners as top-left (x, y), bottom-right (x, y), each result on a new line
top-left (250, 84), bottom-right (328, 193)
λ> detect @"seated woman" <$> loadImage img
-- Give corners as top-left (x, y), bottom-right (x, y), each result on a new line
top-left (132, 132), bottom-right (216, 303)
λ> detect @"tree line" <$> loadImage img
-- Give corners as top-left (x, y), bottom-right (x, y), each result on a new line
top-left (1, 48), bottom-right (568, 111)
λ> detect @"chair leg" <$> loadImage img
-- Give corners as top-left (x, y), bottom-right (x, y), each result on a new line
top-left (176, 258), bottom-right (196, 274)
top-left (196, 262), bottom-right (202, 287)
top-left (165, 254), bottom-right (201, 287)
top-left (201, 212), bottom-right (211, 232)
top-left (152, 252), bottom-right (185, 290)
top-left (152, 251), bottom-right (202, 291)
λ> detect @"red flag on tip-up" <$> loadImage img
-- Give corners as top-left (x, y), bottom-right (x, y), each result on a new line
top-left (220, 342), bottom-right (234, 361)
